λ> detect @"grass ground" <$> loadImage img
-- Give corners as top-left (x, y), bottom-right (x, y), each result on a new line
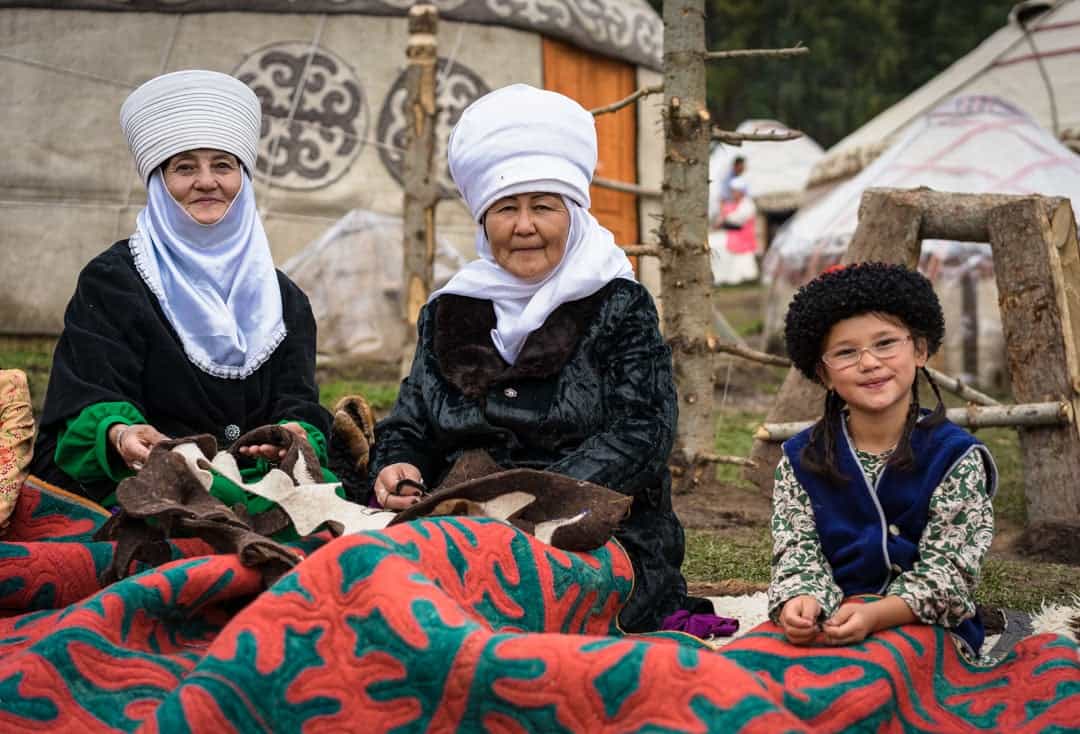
top-left (4, 286), bottom-right (1078, 612)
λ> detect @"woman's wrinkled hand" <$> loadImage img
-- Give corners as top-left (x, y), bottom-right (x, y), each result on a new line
top-left (373, 463), bottom-right (425, 511)
top-left (236, 421), bottom-right (309, 462)
top-left (779, 595), bottom-right (822, 645)
top-left (108, 423), bottom-right (169, 472)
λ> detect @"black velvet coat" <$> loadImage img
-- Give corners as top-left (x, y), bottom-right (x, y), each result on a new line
top-left (31, 241), bottom-right (331, 501)
top-left (369, 279), bottom-right (689, 632)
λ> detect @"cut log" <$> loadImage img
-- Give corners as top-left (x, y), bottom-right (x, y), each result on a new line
top-left (399, 4), bottom-right (439, 378)
top-left (755, 401), bottom-right (1072, 442)
top-left (988, 197), bottom-right (1080, 531)
top-left (660, 0), bottom-right (715, 494)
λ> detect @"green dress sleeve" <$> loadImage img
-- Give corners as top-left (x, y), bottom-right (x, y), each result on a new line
top-left (54, 401), bottom-right (147, 485)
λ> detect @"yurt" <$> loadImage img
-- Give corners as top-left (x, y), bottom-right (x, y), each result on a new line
top-left (807, 0), bottom-right (1080, 195)
top-left (762, 95), bottom-right (1080, 388)
top-left (709, 120), bottom-right (825, 219)
top-left (0, 0), bottom-right (664, 334)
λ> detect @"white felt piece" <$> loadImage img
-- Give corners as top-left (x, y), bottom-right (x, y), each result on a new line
top-left (533, 510), bottom-right (587, 545)
top-left (170, 442), bottom-right (214, 490)
top-left (208, 451), bottom-right (244, 485)
top-left (290, 448), bottom-right (319, 486)
top-left (471, 491), bottom-right (534, 520)
top-left (241, 471), bottom-right (393, 535)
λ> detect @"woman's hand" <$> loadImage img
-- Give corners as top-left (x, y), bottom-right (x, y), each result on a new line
top-left (373, 463), bottom-right (425, 511)
top-left (779, 595), bottom-right (822, 645)
top-left (236, 422), bottom-right (310, 461)
top-left (108, 423), bottom-right (169, 471)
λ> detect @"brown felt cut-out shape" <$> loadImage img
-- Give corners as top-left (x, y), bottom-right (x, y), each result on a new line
top-left (391, 454), bottom-right (632, 552)
top-left (94, 434), bottom-right (302, 587)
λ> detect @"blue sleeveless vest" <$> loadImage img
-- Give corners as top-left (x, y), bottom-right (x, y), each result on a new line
top-left (783, 415), bottom-right (997, 653)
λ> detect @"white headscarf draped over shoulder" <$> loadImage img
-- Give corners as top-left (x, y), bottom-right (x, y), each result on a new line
top-left (120, 69), bottom-right (285, 380)
top-left (432, 83), bottom-right (635, 365)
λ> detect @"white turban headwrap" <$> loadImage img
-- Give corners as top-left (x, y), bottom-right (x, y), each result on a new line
top-left (433, 84), bottom-right (635, 365)
top-left (121, 69), bottom-right (261, 182)
top-left (121, 70), bottom-right (285, 380)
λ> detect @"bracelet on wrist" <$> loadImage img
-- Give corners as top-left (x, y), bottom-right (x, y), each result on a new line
top-left (113, 424), bottom-right (130, 454)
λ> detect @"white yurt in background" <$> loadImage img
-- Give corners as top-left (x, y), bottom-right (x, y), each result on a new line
top-left (709, 120), bottom-right (825, 220)
top-left (763, 95), bottom-right (1080, 388)
top-left (0, 0), bottom-right (665, 339)
top-left (282, 210), bottom-right (465, 367)
top-left (807, 0), bottom-right (1080, 196)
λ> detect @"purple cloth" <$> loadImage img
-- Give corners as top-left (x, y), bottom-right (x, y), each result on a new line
top-left (660, 609), bottom-right (739, 639)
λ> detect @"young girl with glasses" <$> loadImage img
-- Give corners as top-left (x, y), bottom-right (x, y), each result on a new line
top-left (768, 262), bottom-right (998, 656)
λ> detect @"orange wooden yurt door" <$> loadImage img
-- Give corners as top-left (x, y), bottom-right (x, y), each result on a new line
top-left (542, 37), bottom-right (639, 246)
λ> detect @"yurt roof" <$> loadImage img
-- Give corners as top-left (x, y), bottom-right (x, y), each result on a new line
top-left (809, 0), bottom-right (1080, 189)
top-left (766, 94), bottom-right (1080, 279)
top-left (709, 120), bottom-right (825, 213)
top-left (1, 0), bottom-right (662, 69)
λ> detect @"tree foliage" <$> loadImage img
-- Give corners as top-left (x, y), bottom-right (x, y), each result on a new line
top-left (647, 0), bottom-right (1015, 147)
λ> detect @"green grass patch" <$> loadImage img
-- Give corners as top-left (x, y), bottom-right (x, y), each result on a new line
top-left (682, 528), bottom-right (772, 586)
top-left (714, 410), bottom-right (762, 487)
top-left (319, 380), bottom-right (399, 413)
top-left (976, 556), bottom-right (1080, 611)
top-left (0, 337), bottom-right (56, 414)
top-left (977, 427), bottom-right (1026, 525)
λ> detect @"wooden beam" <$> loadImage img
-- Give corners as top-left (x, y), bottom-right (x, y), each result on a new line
top-left (621, 244), bottom-right (661, 258)
top-left (399, 4), bottom-right (439, 378)
top-left (590, 84), bottom-right (663, 116)
top-left (592, 176), bottom-right (662, 198)
top-left (755, 401), bottom-right (1073, 441)
top-left (705, 45), bottom-right (809, 60)
top-left (713, 128), bottom-right (802, 145)
top-left (923, 366), bottom-right (999, 407)
top-left (988, 197), bottom-right (1080, 530)
top-left (861, 187), bottom-right (1068, 242)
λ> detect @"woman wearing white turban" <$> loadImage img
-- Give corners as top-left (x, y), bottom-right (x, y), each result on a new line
top-left (369, 84), bottom-right (707, 632)
top-left (31, 70), bottom-right (334, 511)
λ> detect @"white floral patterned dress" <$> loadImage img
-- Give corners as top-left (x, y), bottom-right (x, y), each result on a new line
top-left (768, 443), bottom-right (994, 631)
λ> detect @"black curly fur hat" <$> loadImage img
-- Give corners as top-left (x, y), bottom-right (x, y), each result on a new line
top-left (784, 262), bottom-right (945, 383)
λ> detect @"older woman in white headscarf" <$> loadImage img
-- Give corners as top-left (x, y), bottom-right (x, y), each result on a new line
top-left (31, 70), bottom-right (334, 512)
top-left (369, 84), bottom-right (709, 632)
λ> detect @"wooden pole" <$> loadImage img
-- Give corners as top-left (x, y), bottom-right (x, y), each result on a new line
top-left (399, 4), bottom-right (439, 378)
top-left (755, 401), bottom-right (1073, 441)
top-left (659, 0), bottom-right (715, 492)
top-left (988, 197), bottom-right (1080, 536)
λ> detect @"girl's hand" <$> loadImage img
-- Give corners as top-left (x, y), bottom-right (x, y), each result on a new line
top-left (236, 422), bottom-right (310, 461)
top-left (108, 423), bottom-right (169, 471)
top-left (823, 603), bottom-right (876, 645)
top-left (373, 463), bottom-right (424, 511)
top-left (779, 595), bottom-right (822, 645)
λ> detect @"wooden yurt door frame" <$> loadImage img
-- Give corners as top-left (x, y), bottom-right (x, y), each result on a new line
top-left (541, 37), bottom-right (640, 248)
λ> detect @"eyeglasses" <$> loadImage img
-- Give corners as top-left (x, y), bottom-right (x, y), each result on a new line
top-left (821, 335), bottom-right (913, 370)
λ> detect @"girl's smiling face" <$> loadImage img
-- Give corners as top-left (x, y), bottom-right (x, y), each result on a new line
top-left (817, 313), bottom-right (928, 421)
